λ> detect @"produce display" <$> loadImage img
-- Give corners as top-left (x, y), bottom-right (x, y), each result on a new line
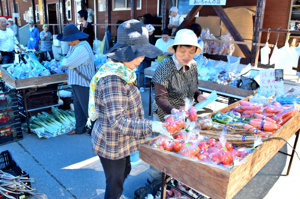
top-left (275, 87), bottom-right (300, 105)
top-left (6, 52), bottom-right (66, 79)
top-left (0, 170), bottom-right (45, 198)
top-left (149, 96), bottom-right (299, 168)
top-left (201, 28), bottom-right (235, 56)
top-left (27, 107), bottom-right (76, 138)
top-left (196, 55), bottom-right (245, 87)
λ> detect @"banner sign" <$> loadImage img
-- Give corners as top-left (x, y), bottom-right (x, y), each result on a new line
top-left (189, 0), bottom-right (226, 5)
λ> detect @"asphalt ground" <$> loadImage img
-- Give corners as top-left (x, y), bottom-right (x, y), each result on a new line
top-left (0, 87), bottom-right (299, 199)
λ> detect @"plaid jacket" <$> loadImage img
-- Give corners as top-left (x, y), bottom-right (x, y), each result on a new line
top-left (91, 75), bottom-right (153, 160)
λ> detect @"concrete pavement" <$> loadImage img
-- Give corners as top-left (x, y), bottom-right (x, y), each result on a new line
top-left (0, 86), bottom-right (299, 199)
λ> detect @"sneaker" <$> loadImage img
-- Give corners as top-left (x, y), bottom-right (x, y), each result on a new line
top-left (140, 87), bottom-right (145, 92)
top-left (119, 195), bottom-right (128, 199)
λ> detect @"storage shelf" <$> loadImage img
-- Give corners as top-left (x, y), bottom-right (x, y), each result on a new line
top-left (27, 103), bottom-right (63, 112)
top-left (0, 121), bottom-right (21, 129)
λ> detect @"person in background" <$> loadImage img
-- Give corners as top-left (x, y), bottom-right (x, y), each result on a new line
top-left (7, 18), bottom-right (18, 41)
top-left (0, 17), bottom-right (24, 64)
top-left (168, 6), bottom-right (184, 36)
top-left (148, 29), bottom-right (207, 183)
top-left (57, 24), bottom-right (96, 136)
top-left (78, 9), bottom-right (95, 48)
top-left (89, 19), bottom-right (167, 199)
top-left (155, 28), bottom-right (174, 64)
top-left (27, 20), bottom-right (40, 50)
top-left (188, 23), bottom-right (203, 59)
top-left (84, 3), bottom-right (94, 23)
top-left (146, 24), bottom-right (156, 45)
top-left (40, 24), bottom-right (54, 61)
top-left (138, 24), bottom-right (156, 92)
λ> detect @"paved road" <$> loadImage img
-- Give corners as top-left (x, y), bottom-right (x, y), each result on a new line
top-left (0, 88), bottom-right (299, 199)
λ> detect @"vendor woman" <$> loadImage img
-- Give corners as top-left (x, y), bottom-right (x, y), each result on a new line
top-left (57, 24), bottom-right (95, 136)
top-left (89, 19), bottom-right (169, 199)
top-left (149, 29), bottom-right (207, 183)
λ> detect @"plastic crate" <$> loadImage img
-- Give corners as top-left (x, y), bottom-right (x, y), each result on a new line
top-left (134, 180), bottom-right (162, 199)
top-left (0, 150), bottom-right (31, 198)
top-left (0, 106), bottom-right (21, 128)
top-left (0, 123), bottom-right (23, 145)
top-left (0, 84), bottom-right (18, 111)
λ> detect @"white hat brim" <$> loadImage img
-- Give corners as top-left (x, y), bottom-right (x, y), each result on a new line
top-left (167, 42), bottom-right (202, 54)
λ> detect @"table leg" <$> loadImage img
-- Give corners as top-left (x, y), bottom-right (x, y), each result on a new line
top-left (161, 172), bottom-right (167, 199)
top-left (286, 130), bottom-right (299, 176)
top-left (22, 89), bottom-right (30, 134)
top-left (149, 82), bottom-right (153, 117)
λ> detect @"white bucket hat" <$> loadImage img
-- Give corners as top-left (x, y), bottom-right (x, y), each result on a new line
top-left (167, 29), bottom-right (202, 54)
top-left (146, 24), bottom-right (155, 33)
top-left (8, 18), bottom-right (13, 22)
top-left (170, 6), bottom-right (178, 13)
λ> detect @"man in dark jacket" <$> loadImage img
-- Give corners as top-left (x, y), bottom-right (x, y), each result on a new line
top-left (78, 9), bottom-right (95, 48)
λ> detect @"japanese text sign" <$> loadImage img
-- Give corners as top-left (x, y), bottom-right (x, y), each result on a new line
top-left (260, 69), bottom-right (284, 96)
top-left (189, 0), bottom-right (226, 5)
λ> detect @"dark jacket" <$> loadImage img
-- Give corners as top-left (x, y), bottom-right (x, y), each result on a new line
top-left (80, 22), bottom-right (95, 48)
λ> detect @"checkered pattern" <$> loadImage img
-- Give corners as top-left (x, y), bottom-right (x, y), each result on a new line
top-left (91, 75), bottom-right (153, 160)
top-left (152, 57), bottom-right (199, 121)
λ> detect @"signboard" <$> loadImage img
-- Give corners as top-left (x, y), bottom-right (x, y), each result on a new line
top-left (259, 69), bottom-right (284, 97)
top-left (189, 0), bottom-right (226, 5)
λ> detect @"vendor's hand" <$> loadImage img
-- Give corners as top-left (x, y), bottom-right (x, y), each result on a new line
top-left (197, 94), bottom-right (207, 103)
top-left (171, 108), bottom-right (179, 115)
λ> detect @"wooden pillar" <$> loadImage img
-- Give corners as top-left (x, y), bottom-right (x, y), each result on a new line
top-left (5, 0), bottom-right (9, 16)
top-left (43, 0), bottom-right (48, 24)
top-left (61, 0), bottom-right (66, 25)
top-left (177, 5), bottom-right (203, 30)
top-left (0, 1), bottom-right (4, 16)
top-left (31, 0), bottom-right (36, 24)
top-left (213, 5), bottom-right (252, 60)
top-left (251, 0), bottom-right (266, 66)
top-left (105, 0), bottom-right (111, 32)
top-left (131, 0), bottom-right (137, 19)
top-left (162, 0), bottom-right (170, 29)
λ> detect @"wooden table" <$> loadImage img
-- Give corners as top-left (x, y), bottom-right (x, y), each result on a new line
top-left (139, 98), bottom-right (300, 199)
top-left (0, 67), bottom-right (69, 133)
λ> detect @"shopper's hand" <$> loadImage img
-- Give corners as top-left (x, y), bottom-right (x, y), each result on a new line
top-left (152, 121), bottom-right (172, 137)
top-left (171, 108), bottom-right (179, 115)
top-left (197, 94), bottom-right (207, 103)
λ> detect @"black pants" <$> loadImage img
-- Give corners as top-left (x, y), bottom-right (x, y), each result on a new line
top-left (100, 156), bottom-right (131, 199)
top-left (72, 85), bottom-right (89, 134)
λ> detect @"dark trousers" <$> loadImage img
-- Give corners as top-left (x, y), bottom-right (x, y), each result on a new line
top-left (1, 52), bottom-right (14, 64)
top-left (43, 51), bottom-right (54, 61)
top-left (72, 85), bottom-right (89, 134)
top-left (137, 60), bottom-right (151, 88)
top-left (100, 156), bottom-right (131, 199)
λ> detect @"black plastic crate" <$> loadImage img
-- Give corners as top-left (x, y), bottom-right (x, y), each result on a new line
top-left (0, 123), bottom-right (23, 145)
top-left (0, 85), bottom-right (18, 111)
top-left (134, 180), bottom-right (162, 199)
top-left (0, 150), bottom-right (31, 198)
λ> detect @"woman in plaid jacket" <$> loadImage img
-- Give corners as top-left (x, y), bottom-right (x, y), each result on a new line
top-left (88, 19), bottom-right (168, 199)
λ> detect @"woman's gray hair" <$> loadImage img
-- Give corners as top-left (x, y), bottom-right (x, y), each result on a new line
top-left (0, 17), bottom-right (8, 23)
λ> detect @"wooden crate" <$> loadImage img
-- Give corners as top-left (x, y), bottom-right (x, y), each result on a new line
top-left (139, 98), bottom-right (300, 199)
top-left (0, 68), bottom-right (68, 89)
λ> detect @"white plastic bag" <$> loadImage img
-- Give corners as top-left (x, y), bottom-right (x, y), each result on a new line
top-left (275, 43), bottom-right (296, 75)
top-left (269, 45), bottom-right (279, 65)
top-left (260, 42), bottom-right (271, 65)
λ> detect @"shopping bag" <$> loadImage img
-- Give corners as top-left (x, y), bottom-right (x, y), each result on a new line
top-left (260, 42), bottom-right (271, 65)
top-left (237, 69), bottom-right (260, 90)
top-left (270, 45), bottom-right (279, 65)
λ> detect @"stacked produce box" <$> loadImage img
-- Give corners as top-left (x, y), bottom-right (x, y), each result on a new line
top-left (0, 83), bottom-right (23, 145)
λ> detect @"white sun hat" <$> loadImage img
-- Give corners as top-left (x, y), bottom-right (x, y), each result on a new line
top-left (170, 6), bottom-right (178, 13)
top-left (146, 24), bottom-right (155, 33)
top-left (167, 29), bottom-right (202, 54)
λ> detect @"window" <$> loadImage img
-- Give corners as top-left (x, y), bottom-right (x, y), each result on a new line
top-left (113, 0), bottom-right (141, 10)
top-left (157, 0), bottom-right (196, 17)
top-left (66, 0), bottom-right (72, 21)
top-left (35, 5), bottom-right (40, 22)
